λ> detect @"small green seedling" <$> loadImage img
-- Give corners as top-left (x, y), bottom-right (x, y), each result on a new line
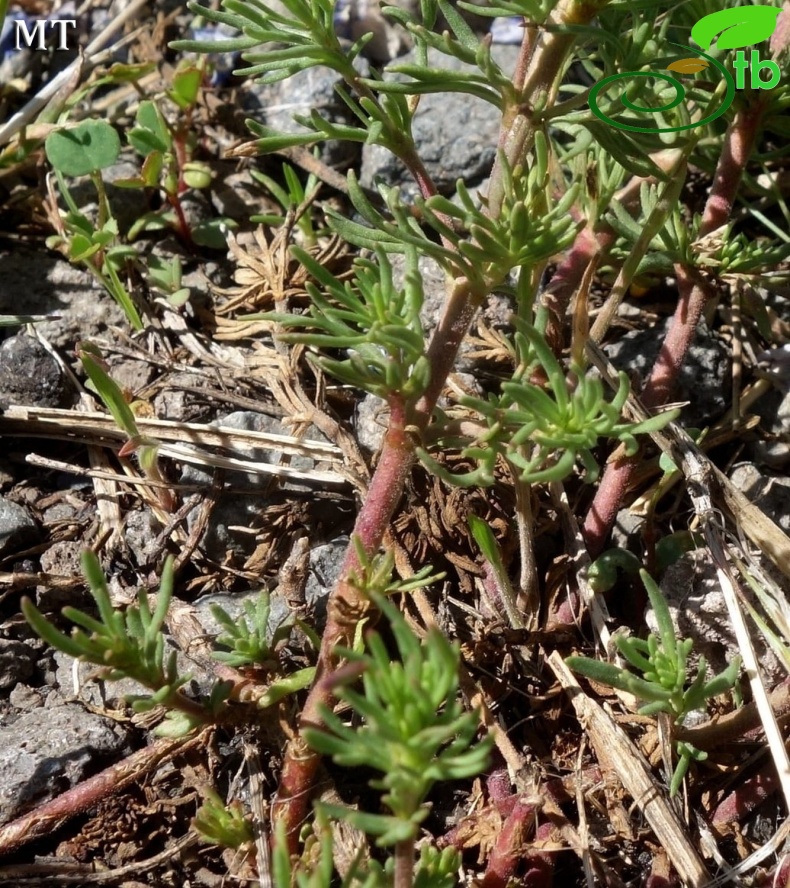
top-left (260, 243), bottom-right (431, 403)
top-left (45, 120), bottom-right (143, 330)
top-left (22, 552), bottom-right (221, 737)
top-left (211, 590), bottom-right (295, 670)
top-left (305, 593), bottom-right (491, 849)
top-left (121, 98), bottom-right (208, 244)
top-left (145, 254), bottom-right (191, 307)
top-left (116, 68), bottom-right (235, 249)
top-left (210, 591), bottom-right (317, 707)
top-left (420, 316), bottom-right (680, 488)
top-left (78, 343), bottom-right (174, 513)
top-left (192, 788), bottom-right (254, 849)
top-left (567, 568), bottom-right (740, 796)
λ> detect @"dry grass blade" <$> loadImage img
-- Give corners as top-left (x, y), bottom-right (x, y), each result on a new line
top-left (586, 341), bottom-right (790, 583)
top-left (242, 740), bottom-right (272, 888)
top-left (586, 339), bottom-right (790, 869)
top-left (548, 651), bottom-right (712, 888)
top-left (677, 445), bottom-right (790, 821)
top-left (0, 833), bottom-right (197, 883)
top-left (0, 405), bottom-right (347, 486)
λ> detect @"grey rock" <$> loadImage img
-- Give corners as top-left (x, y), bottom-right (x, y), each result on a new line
top-left (39, 540), bottom-right (83, 575)
top-left (647, 550), bottom-right (781, 686)
top-left (190, 497), bottom-right (261, 563)
top-left (355, 393), bottom-right (388, 452)
top-left (360, 45), bottom-right (520, 196)
top-left (123, 509), bottom-right (161, 568)
top-left (7, 684), bottom-right (44, 712)
top-left (605, 316), bottom-right (730, 427)
top-left (389, 251), bottom-right (447, 336)
top-left (0, 18), bottom-right (34, 84)
top-left (37, 541), bottom-right (88, 608)
top-left (181, 261), bottom-right (223, 293)
top-left (0, 639), bottom-right (35, 690)
top-left (752, 386), bottom-right (790, 469)
top-left (153, 372), bottom-right (210, 422)
top-left (481, 290), bottom-right (515, 330)
top-left (0, 247), bottom-right (125, 350)
top-left (610, 508), bottom-right (645, 553)
top-left (106, 359), bottom-right (155, 395)
top-left (730, 463), bottom-right (790, 535)
top-left (212, 170), bottom-right (271, 220)
top-left (243, 59), bottom-right (369, 169)
top-left (0, 334), bottom-right (69, 409)
top-left (179, 192), bottom-right (215, 240)
top-left (0, 497), bottom-right (38, 558)
top-left (41, 502), bottom-right (78, 524)
top-left (305, 536), bottom-right (349, 626)
top-left (0, 703), bottom-right (127, 825)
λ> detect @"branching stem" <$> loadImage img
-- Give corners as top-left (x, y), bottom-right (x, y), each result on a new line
top-left (581, 98), bottom-right (769, 557)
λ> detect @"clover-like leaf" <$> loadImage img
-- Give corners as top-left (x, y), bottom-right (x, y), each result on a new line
top-left (45, 120), bottom-right (121, 177)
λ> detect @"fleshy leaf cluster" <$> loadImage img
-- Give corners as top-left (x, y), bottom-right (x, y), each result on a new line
top-left (305, 593), bottom-right (491, 845)
top-left (567, 569), bottom-right (740, 795)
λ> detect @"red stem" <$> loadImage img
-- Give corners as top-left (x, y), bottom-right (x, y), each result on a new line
top-left (521, 822), bottom-right (556, 888)
top-left (712, 762), bottom-right (777, 826)
top-left (272, 396), bottom-right (422, 842)
top-left (272, 0), bottom-right (614, 852)
top-left (168, 192), bottom-right (194, 248)
top-left (480, 797), bottom-right (541, 888)
top-left (0, 734), bottom-right (199, 857)
top-left (581, 99), bottom-right (769, 557)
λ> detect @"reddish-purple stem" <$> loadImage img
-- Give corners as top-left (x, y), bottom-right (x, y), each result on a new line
top-left (521, 822), bottom-right (556, 888)
top-left (0, 735), bottom-right (198, 857)
top-left (272, 399), bottom-right (418, 839)
top-left (581, 99), bottom-right (769, 557)
top-left (712, 763), bottom-right (778, 826)
top-left (272, 0), bottom-right (613, 852)
top-left (481, 797), bottom-right (541, 888)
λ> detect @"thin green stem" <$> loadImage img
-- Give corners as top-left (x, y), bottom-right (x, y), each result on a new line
top-left (488, 0), bottom-right (611, 217)
top-left (91, 171), bottom-right (109, 230)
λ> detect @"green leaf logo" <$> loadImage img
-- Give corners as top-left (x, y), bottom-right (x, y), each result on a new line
top-left (691, 6), bottom-right (781, 51)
